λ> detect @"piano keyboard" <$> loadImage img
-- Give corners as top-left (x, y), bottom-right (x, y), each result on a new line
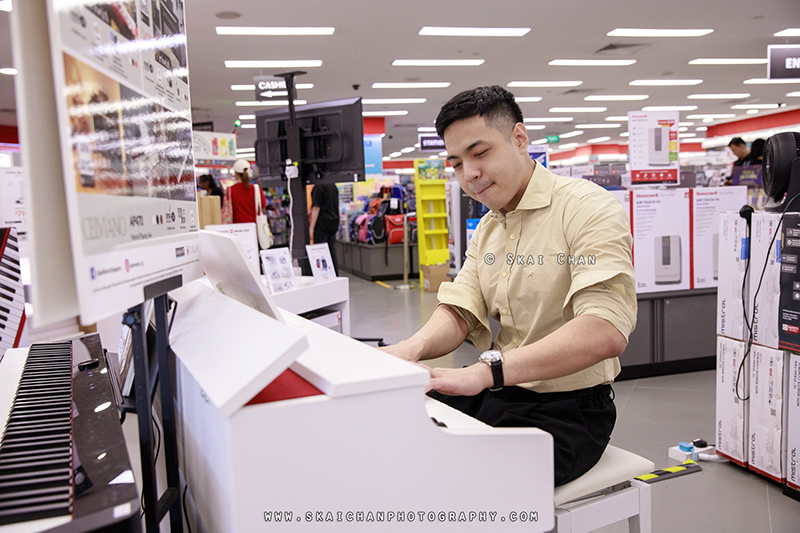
top-left (0, 228), bottom-right (25, 352)
top-left (0, 342), bottom-right (73, 526)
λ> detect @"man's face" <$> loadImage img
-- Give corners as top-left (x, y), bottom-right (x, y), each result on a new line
top-left (730, 143), bottom-right (750, 159)
top-left (444, 116), bottom-right (532, 214)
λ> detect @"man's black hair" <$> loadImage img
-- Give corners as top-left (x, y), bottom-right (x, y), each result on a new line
top-left (728, 137), bottom-right (746, 147)
top-left (435, 86), bottom-right (524, 139)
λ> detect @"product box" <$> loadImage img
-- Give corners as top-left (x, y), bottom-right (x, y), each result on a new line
top-left (787, 353), bottom-right (800, 490)
top-left (716, 212), bottom-right (749, 342)
top-left (750, 212), bottom-right (783, 350)
top-left (749, 345), bottom-right (790, 481)
top-left (197, 195), bottom-right (222, 229)
top-left (779, 214), bottom-right (800, 352)
top-left (631, 189), bottom-right (691, 293)
top-left (422, 263), bottom-right (450, 292)
top-left (691, 186), bottom-right (748, 289)
top-left (608, 190), bottom-right (631, 226)
top-left (204, 223), bottom-right (259, 274)
top-left (716, 336), bottom-right (749, 466)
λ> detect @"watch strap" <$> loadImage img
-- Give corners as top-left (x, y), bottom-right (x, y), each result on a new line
top-left (489, 360), bottom-right (503, 391)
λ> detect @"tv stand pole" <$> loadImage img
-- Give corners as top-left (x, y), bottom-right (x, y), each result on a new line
top-left (274, 71), bottom-right (313, 274)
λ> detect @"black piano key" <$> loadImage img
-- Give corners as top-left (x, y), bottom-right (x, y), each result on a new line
top-left (1, 254), bottom-right (19, 267)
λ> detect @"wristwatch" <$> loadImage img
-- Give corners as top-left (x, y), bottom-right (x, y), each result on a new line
top-left (479, 350), bottom-right (504, 391)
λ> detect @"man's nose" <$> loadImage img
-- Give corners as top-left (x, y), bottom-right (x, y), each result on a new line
top-left (462, 160), bottom-right (479, 181)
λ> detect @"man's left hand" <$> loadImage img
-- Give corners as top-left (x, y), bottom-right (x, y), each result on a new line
top-left (421, 363), bottom-right (492, 396)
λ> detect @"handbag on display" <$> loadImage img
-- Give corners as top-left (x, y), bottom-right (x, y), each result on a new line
top-left (369, 215), bottom-right (386, 244)
top-left (254, 184), bottom-right (273, 249)
top-left (221, 187), bottom-right (233, 224)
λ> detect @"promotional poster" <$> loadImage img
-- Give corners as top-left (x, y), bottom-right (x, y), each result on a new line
top-left (627, 111), bottom-right (680, 185)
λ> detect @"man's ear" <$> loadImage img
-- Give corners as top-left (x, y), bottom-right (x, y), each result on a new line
top-left (511, 122), bottom-right (529, 153)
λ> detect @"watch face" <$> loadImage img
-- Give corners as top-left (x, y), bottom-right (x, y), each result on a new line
top-left (481, 351), bottom-right (502, 364)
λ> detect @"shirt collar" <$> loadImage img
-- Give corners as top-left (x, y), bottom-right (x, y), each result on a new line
top-left (490, 162), bottom-right (554, 223)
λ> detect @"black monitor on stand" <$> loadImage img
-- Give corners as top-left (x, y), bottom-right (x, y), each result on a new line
top-left (254, 74), bottom-right (365, 271)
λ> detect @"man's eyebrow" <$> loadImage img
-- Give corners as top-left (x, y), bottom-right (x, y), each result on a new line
top-left (446, 139), bottom-right (487, 162)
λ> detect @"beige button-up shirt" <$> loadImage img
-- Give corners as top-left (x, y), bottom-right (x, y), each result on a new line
top-left (438, 163), bottom-right (637, 393)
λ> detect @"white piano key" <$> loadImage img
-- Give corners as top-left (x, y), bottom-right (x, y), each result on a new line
top-left (0, 348), bottom-right (28, 439)
top-left (425, 397), bottom-right (490, 430)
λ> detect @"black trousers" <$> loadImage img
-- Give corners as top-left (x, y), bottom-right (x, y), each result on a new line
top-left (313, 228), bottom-right (339, 275)
top-left (428, 384), bottom-right (616, 486)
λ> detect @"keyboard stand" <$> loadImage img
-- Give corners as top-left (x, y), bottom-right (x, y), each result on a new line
top-left (123, 277), bottom-right (184, 533)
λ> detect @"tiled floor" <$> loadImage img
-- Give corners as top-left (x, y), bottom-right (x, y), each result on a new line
top-left (345, 273), bottom-right (800, 532)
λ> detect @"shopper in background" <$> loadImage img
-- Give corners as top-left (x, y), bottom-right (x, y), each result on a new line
top-left (726, 137), bottom-right (755, 186)
top-left (749, 138), bottom-right (765, 163)
top-left (309, 182), bottom-right (340, 275)
top-left (382, 86), bottom-right (636, 487)
top-left (198, 174), bottom-right (224, 203)
top-left (224, 159), bottom-right (266, 224)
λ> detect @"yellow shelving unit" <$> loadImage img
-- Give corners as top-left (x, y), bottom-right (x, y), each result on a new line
top-left (415, 177), bottom-right (450, 266)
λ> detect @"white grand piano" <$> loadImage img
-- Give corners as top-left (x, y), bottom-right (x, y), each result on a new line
top-left (168, 232), bottom-right (554, 532)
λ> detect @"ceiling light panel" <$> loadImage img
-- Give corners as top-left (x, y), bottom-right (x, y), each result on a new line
top-left (687, 93), bottom-right (750, 99)
top-left (549, 107), bottom-right (607, 112)
top-left (549, 59), bottom-right (636, 66)
top-left (392, 59), bottom-right (484, 66)
top-left (362, 98), bottom-right (427, 104)
top-left (524, 117), bottom-right (573, 122)
top-left (688, 58), bottom-right (767, 65)
top-left (525, 125), bottom-right (546, 130)
top-left (584, 95), bottom-right (648, 101)
top-left (642, 105), bottom-right (698, 111)
top-left (588, 136), bottom-right (611, 143)
top-left (417, 127), bottom-right (437, 132)
top-left (744, 78), bottom-right (800, 84)
top-left (225, 60), bottom-right (322, 68)
top-left (372, 82), bottom-right (451, 89)
top-left (731, 104), bottom-right (779, 109)
top-left (607, 28), bottom-right (713, 37)
top-left (0, 68), bottom-right (18, 76)
top-left (559, 143), bottom-right (579, 149)
top-left (605, 116), bottom-right (629, 121)
top-left (362, 111), bottom-right (409, 116)
top-left (419, 27), bottom-right (530, 37)
top-left (238, 114), bottom-right (255, 120)
top-left (559, 130), bottom-right (585, 138)
top-left (774, 28), bottom-right (800, 37)
top-left (235, 100), bottom-right (307, 106)
top-left (686, 114), bottom-right (735, 119)
top-left (515, 97), bottom-right (543, 102)
top-left (577, 124), bottom-right (621, 128)
top-left (630, 79), bottom-right (703, 86)
top-left (509, 81), bottom-right (583, 87)
top-left (788, 91), bottom-right (800, 97)
top-left (216, 27), bottom-right (335, 35)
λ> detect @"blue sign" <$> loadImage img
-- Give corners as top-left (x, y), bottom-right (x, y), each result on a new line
top-left (363, 134), bottom-right (383, 175)
top-left (527, 146), bottom-right (548, 168)
top-left (731, 164), bottom-right (762, 189)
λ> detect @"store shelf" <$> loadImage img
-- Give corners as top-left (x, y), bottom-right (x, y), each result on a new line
top-left (419, 229), bottom-right (449, 235)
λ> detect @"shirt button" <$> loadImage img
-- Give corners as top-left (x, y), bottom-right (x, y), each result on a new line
top-left (501, 308), bottom-right (508, 315)
top-left (509, 234), bottom-right (516, 240)
top-left (502, 271), bottom-right (509, 278)
top-left (513, 337), bottom-right (519, 344)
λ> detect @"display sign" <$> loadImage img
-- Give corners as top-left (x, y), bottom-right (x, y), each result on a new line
top-left (546, 135), bottom-right (560, 143)
top-left (45, 0), bottom-right (201, 323)
top-left (306, 243), bottom-right (336, 282)
top-left (627, 111), bottom-right (680, 185)
top-left (0, 167), bottom-right (26, 238)
top-left (768, 45), bottom-right (800, 80)
top-left (363, 134), bottom-right (383, 175)
top-left (254, 75), bottom-right (288, 100)
top-left (731, 164), bottom-right (763, 188)
top-left (527, 145), bottom-right (548, 168)
top-left (418, 134), bottom-right (445, 152)
top-left (193, 131), bottom-right (237, 161)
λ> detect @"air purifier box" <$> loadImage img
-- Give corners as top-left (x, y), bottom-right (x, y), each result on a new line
top-left (749, 345), bottom-right (790, 482)
top-left (647, 126), bottom-right (671, 166)
top-left (691, 187), bottom-right (748, 289)
top-left (750, 212), bottom-right (783, 350)
top-left (779, 214), bottom-right (800, 353)
top-left (716, 336), bottom-right (749, 466)
top-left (787, 353), bottom-right (800, 490)
top-left (716, 212), bottom-right (749, 342)
top-left (631, 189), bottom-right (691, 293)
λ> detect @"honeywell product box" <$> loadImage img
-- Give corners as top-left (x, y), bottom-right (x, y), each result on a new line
top-left (749, 345), bottom-right (789, 482)
top-left (779, 214), bottom-right (800, 352)
top-left (750, 212), bottom-right (783, 350)
top-left (691, 186), bottom-right (748, 289)
top-left (716, 336), bottom-right (749, 466)
top-left (717, 213), bottom-right (749, 342)
top-left (787, 353), bottom-right (800, 490)
top-left (609, 190), bottom-right (631, 226)
top-left (631, 189), bottom-right (691, 293)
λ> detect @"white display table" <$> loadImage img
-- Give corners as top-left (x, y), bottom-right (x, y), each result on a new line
top-left (270, 276), bottom-right (351, 336)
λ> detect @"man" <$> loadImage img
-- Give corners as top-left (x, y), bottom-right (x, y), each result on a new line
top-left (383, 86), bottom-right (636, 486)
top-left (728, 137), bottom-right (752, 167)
top-left (309, 183), bottom-right (340, 275)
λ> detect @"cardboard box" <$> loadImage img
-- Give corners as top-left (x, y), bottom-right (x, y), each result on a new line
top-left (717, 212), bottom-right (749, 342)
top-left (422, 263), bottom-right (449, 292)
top-left (750, 212), bottom-right (783, 349)
top-left (198, 195), bottom-right (222, 229)
top-left (779, 214), bottom-right (800, 352)
top-left (787, 353), bottom-right (800, 490)
top-left (716, 336), bottom-right (749, 466)
top-left (631, 189), bottom-right (691, 293)
top-left (749, 345), bottom-right (789, 482)
top-left (691, 186), bottom-right (748, 289)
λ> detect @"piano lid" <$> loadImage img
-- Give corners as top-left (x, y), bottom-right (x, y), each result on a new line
top-left (169, 280), bottom-right (309, 418)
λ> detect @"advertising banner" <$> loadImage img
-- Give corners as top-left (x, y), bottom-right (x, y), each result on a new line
top-left (193, 131), bottom-right (237, 161)
top-left (628, 111), bottom-right (680, 185)
top-left (46, 0), bottom-right (201, 323)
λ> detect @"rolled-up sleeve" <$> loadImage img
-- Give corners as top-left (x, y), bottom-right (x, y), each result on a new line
top-left (437, 220), bottom-right (493, 351)
top-left (561, 191), bottom-right (637, 340)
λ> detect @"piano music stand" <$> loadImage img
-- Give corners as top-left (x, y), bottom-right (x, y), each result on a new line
top-left (123, 275), bottom-right (185, 533)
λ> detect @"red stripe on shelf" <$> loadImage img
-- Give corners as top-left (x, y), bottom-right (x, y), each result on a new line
top-left (246, 369), bottom-right (323, 405)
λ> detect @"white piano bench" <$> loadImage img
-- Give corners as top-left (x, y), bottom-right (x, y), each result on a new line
top-left (551, 446), bottom-right (655, 533)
